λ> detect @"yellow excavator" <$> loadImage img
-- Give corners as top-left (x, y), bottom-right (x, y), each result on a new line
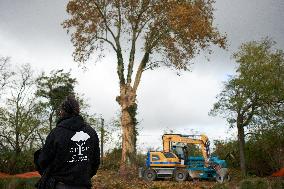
top-left (163, 134), bottom-right (210, 162)
top-left (139, 133), bottom-right (230, 183)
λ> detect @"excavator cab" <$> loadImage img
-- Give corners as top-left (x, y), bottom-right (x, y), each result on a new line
top-left (172, 143), bottom-right (201, 163)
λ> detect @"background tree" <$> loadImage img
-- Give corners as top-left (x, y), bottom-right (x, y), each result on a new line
top-left (63, 0), bottom-right (226, 173)
top-left (89, 114), bottom-right (123, 167)
top-left (36, 70), bottom-right (77, 132)
top-left (213, 124), bottom-right (284, 177)
top-left (0, 64), bottom-right (43, 173)
top-left (210, 38), bottom-right (284, 176)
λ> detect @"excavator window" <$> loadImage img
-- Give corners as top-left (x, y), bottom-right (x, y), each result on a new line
top-left (163, 152), bottom-right (176, 158)
top-left (152, 155), bottom-right (160, 161)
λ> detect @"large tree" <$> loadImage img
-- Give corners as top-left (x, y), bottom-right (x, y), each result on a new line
top-left (210, 39), bottom-right (284, 176)
top-left (63, 0), bottom-right (226, 173)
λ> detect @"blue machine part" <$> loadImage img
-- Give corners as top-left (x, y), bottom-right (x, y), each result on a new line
top-left (151, 162), bottom-right (181, 165)
top-left (187, 166), bottom-right (216, 179)
top-left (187, 156), bottom-right (205, 168)
top-left (209, 156), bottom-right (227, 168)
top-left (146, 151), bottom-right (150, 168)
top-left (185, 156), bottom-right (225, 179)
top-left (187, 156), bottom-right (227, 169)
top-left (188, 156), bottom-right (204, 161)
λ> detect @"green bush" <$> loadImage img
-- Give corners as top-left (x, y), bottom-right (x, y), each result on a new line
top-left (0, 178), bottom-right (39, 189)
top-left (101, 148), bottom-right (122, 170)
top-left (213, 125), bottom-right (284, 177)
top-left (135, 153), bottom-right (147, 168)
top-left (271, 179), bottom-right (284, 189)
top-left (101, 148), bottom-right (146, 170)
top-left (212, 140), bottom-right (240, 168)
top-left (0, 149), bottom-right (36, 174)
top-left (0, 179), bottom-right (11, 189)
top-left (239, 178), bottom-right (271, 189)
top-left (254, 178), bottom-right (268, 189)
top-left (240, 180), bottom-right (254, 189)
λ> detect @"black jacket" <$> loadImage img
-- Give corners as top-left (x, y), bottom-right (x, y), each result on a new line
top-left (36, 115), bottom-right (100, 188)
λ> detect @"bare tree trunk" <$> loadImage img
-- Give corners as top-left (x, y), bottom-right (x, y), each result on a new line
top-left (237, 123), bottom-right (246, 176)
top-left (117, 85), bottom-right (137, 175)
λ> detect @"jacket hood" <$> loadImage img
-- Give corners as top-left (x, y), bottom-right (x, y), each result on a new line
top-left (57, 115), bottom-right (86, 131)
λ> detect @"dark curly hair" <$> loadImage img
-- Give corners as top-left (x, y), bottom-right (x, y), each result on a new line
top-left (60, 95), bottom-right (80, 116)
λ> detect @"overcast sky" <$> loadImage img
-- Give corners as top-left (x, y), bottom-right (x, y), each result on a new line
top-left (0, 0), bottom-right (284, 151)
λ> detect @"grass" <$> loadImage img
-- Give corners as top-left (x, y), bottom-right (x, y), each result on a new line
top-left (239, 177), bottom-right (283, 189)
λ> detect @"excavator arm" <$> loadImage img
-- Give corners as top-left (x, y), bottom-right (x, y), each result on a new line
top-left (162, 134), bottom-right (210, 160)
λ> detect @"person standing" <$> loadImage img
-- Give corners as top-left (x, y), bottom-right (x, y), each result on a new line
top-left (35, 95), bottom-right (100, 189)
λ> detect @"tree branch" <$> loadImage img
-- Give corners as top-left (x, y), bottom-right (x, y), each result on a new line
top-left (133, 52), bottom-right (150, 92)
top-left (116, 0), bottom-right (122, 39)
top-left (20, 123), bottom-right (40, 149)
top-left (127, 31), bottom-right (137, 84)
top-left (143, 61), bottom-right (162, 71)
top-left (95, 2), bottom-right (125, 84)
top-left (241, 103), bottom-right (253, 117)
top-left (0, 134), bottom-right (16, 149)
top-left (243, 104), bottom-right (256, 126)
top-left (127, 2), bottom-right (153, 85)
top-left (96, 35), bottom-right (117, 52)
top-left (93, 1), bottom-right (117, 41)
top-left (136, 19), bottom-right (150, 38)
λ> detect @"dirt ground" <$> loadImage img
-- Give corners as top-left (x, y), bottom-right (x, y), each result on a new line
top-left (91, 169), bottom-right (284, 189)
top-left (0, 169), bottom-right (282, 189)
top-left (0, 170), bottom-right (235, 188)
top-left (92, 169), bottom-right (239, 189)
